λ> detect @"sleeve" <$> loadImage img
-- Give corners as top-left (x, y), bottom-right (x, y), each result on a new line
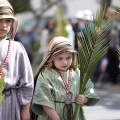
top-left (32, 72), bottom-right (55, 115)
top-left (83, 79), bottom-right (100, 106)
top-left (16, 43), bottom-right (34, 105)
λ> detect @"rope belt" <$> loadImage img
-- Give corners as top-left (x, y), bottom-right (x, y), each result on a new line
top-left (54, 101), bottom-right (76, 120)
top-left (2, 88), bottom-right (11, 96)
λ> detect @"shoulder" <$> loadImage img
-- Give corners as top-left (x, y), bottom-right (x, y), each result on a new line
top-left (72, 68), bottom-right (80, 76)
top-left (40, 69), bottom-right (56, 77)
top-left (37, 69), bottom-right (56, 84)
top-left (0, 39), bottom-right (25, 52)
top-left (11, 40), bottom-right (27, 53)
top-left (11, 40), bottom-right (24, 48)
top-left (38, 69), bottom-right (58, 81)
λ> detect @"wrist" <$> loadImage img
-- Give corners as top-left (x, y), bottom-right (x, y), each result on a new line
top-left (21, 104), bottom-right (30, 111)
top-left (52, 116), bottom-right (60, 120)
top-left (83, 97), bottom-right (88, 103)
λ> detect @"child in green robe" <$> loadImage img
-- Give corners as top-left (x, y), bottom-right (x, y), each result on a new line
top-left (32, 36), bottom-right (99, 120)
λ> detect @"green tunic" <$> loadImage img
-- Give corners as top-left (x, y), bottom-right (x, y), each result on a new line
top-left (32, 68), bottom-right (99, 120)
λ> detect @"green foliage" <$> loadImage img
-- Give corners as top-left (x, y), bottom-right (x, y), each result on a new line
top-left (73, 6), bottom-right (115, 120)
top-left (8, 0), bottom-right (31, 13)
top-left (0, 75), bottom-right (5, 104)
top-left (54, 6), bottom-right (67, 37)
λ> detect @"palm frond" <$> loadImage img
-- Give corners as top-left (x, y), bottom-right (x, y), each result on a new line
top-left (0, 75), bottom-right (5, 104)
top-left (73, 6), bottom-right (115, 120)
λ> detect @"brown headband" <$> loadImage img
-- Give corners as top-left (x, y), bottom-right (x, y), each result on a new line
top-left (0, 6), bottom-right (13, 15)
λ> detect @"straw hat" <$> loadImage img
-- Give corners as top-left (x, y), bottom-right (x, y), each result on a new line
top-left (0, 0), bottom-right (18, 40)
top-left (34, 36), bottom-right (77, 81)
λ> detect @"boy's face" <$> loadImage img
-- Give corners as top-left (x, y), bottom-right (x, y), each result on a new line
top-left (53, 52), bottom-right (73, 71)
top-left (0, 18), bottom-right (12, 39)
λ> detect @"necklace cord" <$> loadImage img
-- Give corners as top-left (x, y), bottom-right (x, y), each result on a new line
top-left (56, 68), bottom-right (73, 120)
top-left (0, 40), bottom-right (11, 77)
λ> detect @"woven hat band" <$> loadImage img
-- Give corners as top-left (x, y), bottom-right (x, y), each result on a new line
top-left (49, 44), bottom-right (73, 53)
top-left (0, 6), bottom-right (13, 15)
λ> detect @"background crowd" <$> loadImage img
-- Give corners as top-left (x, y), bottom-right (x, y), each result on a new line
top-left (13, 7), bottom-right (120, 88)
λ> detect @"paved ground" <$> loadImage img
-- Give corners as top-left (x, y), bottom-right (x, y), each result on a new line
top-left (84, 83), bottom-right (120, 120)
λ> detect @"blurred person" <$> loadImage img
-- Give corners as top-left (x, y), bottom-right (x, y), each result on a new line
top-left (106, 27), bottom-right (119, 85)
top-left (72, 10), bottom-right (93, 51)
top-left (38, 18), bottom-right (56, 58)
top-left (0, 0), bottom-right (34, 120)
top-left (65, 18), bottom-right (75, 47)
top-left (95, 55), bottom-right (109, 87)
top-left (84, 9), bottom-right (93, 21)
top-left (92, 8), bottom-right (119, 85)
top-left (18, 28), bottom-right (34, 63)
top-left (105, 8), bottom-right (119, 85)
top-left (28, 27), bottom-right (35, 48)
top-left (72, 10), bottom-right (86, 50)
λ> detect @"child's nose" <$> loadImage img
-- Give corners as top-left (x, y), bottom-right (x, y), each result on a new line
top-left (2, 21), bottom-right (7, 26)
top-left (3, 23), bottom-right (7, 26)
top-left (63, 60), bottom-right (67, 64)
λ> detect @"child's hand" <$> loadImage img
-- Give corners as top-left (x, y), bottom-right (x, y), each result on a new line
top-left (76, 94), bottom-right (88, 105)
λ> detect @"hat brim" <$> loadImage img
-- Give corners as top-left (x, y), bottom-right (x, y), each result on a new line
top-left (0, 15), bottom-right (15, 19)
top-left (49, 49), bottom-right (77, 61)
top-left (39, 48), bottom-right (77, 70)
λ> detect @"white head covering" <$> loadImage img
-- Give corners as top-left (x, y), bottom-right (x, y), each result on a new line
top-left (75, 9), bottom-right (93, 21)
top-left (84, 9), bottom-right (93, 21)
top-left (75, 10), bottom-right (85, 19)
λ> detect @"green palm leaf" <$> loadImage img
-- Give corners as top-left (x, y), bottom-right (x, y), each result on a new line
top-left (73, 6), bottom-right (115, 120)
top-left (0, 75), bottom-right (5, 104)
top-left (0, 96), bottom-right (4, 103)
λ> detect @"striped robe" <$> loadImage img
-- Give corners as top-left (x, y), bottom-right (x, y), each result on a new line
top-left (32, 68), bottom-right (99, 120)
top-left (0, 39), bottom-right (34, 120)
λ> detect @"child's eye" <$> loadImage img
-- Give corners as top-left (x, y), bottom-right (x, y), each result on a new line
top-left (67, 56), bottom-right (71, 60)
top-left (6, 19), bottom-right (12, 23)
top-left (58, 58), bottom-right (62, 60)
